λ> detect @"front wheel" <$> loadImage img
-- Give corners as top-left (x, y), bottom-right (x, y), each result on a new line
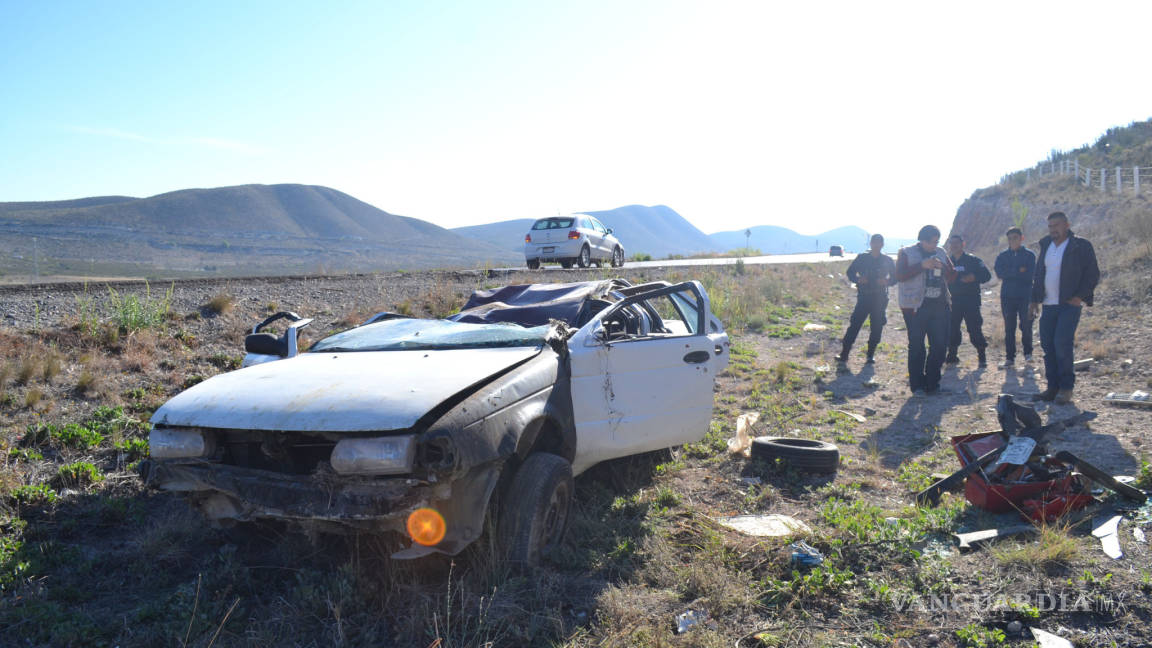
top-left (526, 258), bottom-right (540, 270)
top-left (577, 245), bottom-right (591, 268)
top-left (560, 259), bottom-right (573, 269)
top-left (611, 247), bottom-right (624, 267)
top-left (498, 453), bottom-right (573, 566)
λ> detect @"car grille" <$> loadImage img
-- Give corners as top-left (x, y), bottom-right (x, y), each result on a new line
top-left (216, 430), bottom-right (336, 475)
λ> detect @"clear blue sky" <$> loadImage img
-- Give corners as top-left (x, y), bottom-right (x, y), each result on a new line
top-left (2, 0), bottom-right (1150, 238)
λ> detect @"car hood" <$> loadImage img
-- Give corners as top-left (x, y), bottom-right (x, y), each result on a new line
top-left (151, 346), bottom-right (542, 432)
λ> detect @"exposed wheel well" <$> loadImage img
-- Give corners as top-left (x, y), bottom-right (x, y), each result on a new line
top-left (517, 416), bottom-right (575, 465)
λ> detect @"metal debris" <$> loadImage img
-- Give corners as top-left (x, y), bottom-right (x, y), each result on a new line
top-left (1091, 513), bottom-right (1124, 559)
top-left (675, 609), bottom-right (706, 634)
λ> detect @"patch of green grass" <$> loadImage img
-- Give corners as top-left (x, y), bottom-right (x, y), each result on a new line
top-left (955, 623), bottom-right (1006, 647)
top-left (106, 281), bottom-right (172, 332)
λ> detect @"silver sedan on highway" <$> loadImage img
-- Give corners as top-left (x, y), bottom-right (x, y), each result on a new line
top-left (524, 214), bottom-right (625, 269)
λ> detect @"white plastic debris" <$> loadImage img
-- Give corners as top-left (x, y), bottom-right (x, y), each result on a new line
top-left (718, 514), bottom-right (813, 537)
top-left (726, 412), bottom-right (761, 457)
top-left (675, 609), bottom-right (706, 634)
top-left (802, 323), bottom-right (828, 332)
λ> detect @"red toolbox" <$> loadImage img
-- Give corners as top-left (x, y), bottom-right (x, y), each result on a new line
top-left (950, 432), bottom-right (1080, 514)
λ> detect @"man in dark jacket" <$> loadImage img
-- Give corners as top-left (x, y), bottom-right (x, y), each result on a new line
top-left (993, 227), bottom-right (1036, 367)
top-left (944, 234), bottom-right (992, 367)
top-left (1029, 212), bottom-right (1099, 404)
top-left (836, 233), bottom-right (897, 364)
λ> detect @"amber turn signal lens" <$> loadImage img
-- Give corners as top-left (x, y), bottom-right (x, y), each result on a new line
top-left (406, 508), bottom-right (446, 546)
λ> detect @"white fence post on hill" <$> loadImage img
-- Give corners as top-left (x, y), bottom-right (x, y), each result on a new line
top-left (1137, 167), bottom-right (1141, 194)
top-left (1117, 167), bottom-right (1122, 192)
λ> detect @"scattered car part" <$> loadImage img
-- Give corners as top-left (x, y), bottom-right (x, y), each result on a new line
top-left (675, 609), bottom-right (707, 634)
top-left (750, 437), bottom-right (839, 473)
top-left (953, 524), bottom-right (1038, 550)
top-left (1091, 512), bottom-right (1124, 559)
top-left (1104, 390), bottom-right (1152, 408)
top-left (1053, 451), bottom-right (1147, 502)
top-left (1030, 628), bottom-right (1073, 648)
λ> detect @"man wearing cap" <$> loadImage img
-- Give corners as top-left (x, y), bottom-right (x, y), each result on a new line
top-left (1030, 212), bottom-right (1099, 404)
top-left (993, 227), bottom-right (1036, 367)
top-left (836, 233), bottom-right (897, 365)
top-left (896, 225), bottom-right (957, 396)
top-left (944, 234), bottom-right (992, 367)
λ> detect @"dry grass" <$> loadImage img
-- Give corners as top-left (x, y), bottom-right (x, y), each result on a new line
top-left (992, 525), bottom-right (1080, 571)
top-left (205, 292), bottom-right (236, 315)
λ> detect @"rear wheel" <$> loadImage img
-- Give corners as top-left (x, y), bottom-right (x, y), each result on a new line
top-left (498, 453), bottom-right (573, 566)
top-left (577, 245), bottom-right (591, 268)
top-left (611, 247), bottom-right (624, 267)
top-left (526, 258), bottom-right (540, 269)
top-left (560, 259), bottom-right (573, 269)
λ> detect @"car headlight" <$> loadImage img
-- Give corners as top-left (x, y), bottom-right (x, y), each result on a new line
top-left (330, 435), bottom-right (416, 475)
top-left (150, 427), bottom-right (215, 459)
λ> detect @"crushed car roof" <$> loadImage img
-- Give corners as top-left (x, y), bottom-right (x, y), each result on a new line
top-left (448, 280), bottom-right (616, 328)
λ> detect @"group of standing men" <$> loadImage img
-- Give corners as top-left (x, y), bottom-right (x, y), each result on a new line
top-left (835, 212), bottom-right (1099, 404)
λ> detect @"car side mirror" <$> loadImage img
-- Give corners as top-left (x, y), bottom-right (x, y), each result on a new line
top-left (606, 228), bottom-right (613, 235)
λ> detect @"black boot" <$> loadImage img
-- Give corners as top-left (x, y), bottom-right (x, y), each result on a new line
top-left (836, 344), bottom-right (850, 363)
top-left (945, 347), bottom-right (959, 364)
top-left (865, 343), bottom-right (876, 364)
top-left (977, 347), bottom-right (987, 368)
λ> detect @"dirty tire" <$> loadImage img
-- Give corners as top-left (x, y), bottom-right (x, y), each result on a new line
top-left (577, 245), bottom-right (591, 268)
top-left (526, 258), bottom-right (540, 270)
top-left (498, 453), bottom-right (573, 566)
top-left (560, 259), bottom-right (574, 269)
top-left (750, 437), bottom-right (839, 473)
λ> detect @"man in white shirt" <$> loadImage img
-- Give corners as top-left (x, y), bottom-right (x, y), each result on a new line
top-left (1029, 212), bottom-right (1099, 404)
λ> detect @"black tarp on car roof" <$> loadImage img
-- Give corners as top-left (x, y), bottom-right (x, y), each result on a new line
top-left (449, 280), bottom-right (615, 327)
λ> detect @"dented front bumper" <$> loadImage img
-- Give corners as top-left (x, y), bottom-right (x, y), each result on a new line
top-left (140, 459), bottom-right (498, 557)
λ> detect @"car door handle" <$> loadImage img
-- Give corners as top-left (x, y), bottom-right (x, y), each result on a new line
top-left (683, 351), bottom-right (710, 364)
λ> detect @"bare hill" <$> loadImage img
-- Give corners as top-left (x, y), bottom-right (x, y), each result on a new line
top-left (0, 184), bottom-right (520, 279)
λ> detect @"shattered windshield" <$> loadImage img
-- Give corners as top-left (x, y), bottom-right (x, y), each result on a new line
top-left (309, 318), bottom-right (550, 352)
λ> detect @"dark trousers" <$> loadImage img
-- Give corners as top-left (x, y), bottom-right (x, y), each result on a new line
top-left (1039, 304), bottom-right (1082, 391)
top-left (948, 294), bottom-right (986, 355)
top-left (841, 292), bottom-right (887, 354)
top-left (1001, 296), bottom-right (1033, 359)
top-left (902, 298), bottom-right (949, 392)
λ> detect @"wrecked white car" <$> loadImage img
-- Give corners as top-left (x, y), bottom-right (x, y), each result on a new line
top-left (143, 279), bottom-right (729, 563)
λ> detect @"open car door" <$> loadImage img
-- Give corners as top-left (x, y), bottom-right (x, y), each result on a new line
top-left (567, 281), bottom-right (729, 474)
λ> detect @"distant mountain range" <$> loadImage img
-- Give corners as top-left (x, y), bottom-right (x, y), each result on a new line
top-left (457, 208), bottom-right (916, 258)
top-left (0, 184), bottom-right (520, 278)
top-left (0, 184), bottom-right (918, 281)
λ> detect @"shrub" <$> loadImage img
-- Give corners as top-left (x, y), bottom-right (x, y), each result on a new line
top-left (50, 423), bottom-right (104, 449)
top-left (56, 462), bottom-right (104, 487)
top-left (24, 388), bottom-right (43, 409)
top-left (10, 484), bottom-right (58, 506)
top-left (107, 282), bottom-right (172, 332)
top-left (205, 293), bottom-right (235, 314)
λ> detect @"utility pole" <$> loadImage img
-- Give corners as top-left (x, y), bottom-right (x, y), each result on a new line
top-left (744, 228), bottom-right (751, 252)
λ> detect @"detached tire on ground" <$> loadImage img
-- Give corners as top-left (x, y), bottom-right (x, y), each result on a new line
top-left (498, 452), bottom-right (574, 566)
top-left (750, 437), bottom-right (839, 473)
